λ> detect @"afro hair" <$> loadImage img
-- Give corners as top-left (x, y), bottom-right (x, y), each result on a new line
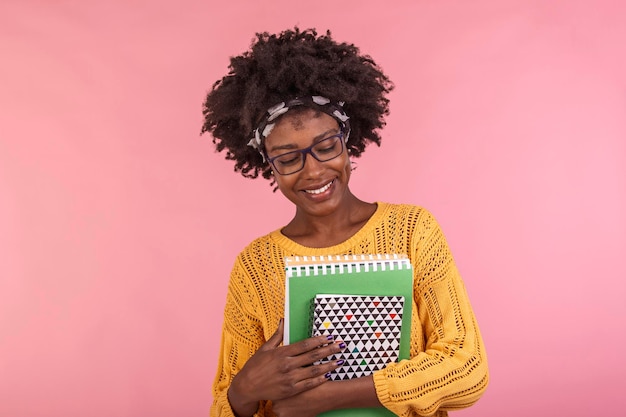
top-left (201, 27), bottom-right (394, 182)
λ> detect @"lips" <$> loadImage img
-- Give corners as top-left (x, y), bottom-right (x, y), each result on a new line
top-left (303, 179), bottom-right (334, 195)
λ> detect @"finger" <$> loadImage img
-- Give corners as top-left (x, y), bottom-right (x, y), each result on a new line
top-left (277, 317), bottom-right (284, 337)
top-left (284, 334), bottom-right (335, 356)
top-left (291, 359), bottom-right (344, 393)
top-left (299, 356), bottom-right (345, 381)
top-left (288, 339), bottom-right (347, 368)
top-left (261, 319), bottom-right (284, 351)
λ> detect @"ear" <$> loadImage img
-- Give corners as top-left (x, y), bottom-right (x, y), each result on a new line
top-left (348, 155), bottom-right (358, 172)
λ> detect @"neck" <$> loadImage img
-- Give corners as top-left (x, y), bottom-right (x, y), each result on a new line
top-left (282, 192), bottom-right (377, 248)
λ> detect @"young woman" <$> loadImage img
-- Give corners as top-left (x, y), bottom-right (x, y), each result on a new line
top-left (202, 27), bottom-right (489, 417)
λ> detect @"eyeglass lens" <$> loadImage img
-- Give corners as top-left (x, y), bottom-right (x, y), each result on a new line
top-left (271, 134), bottom-right (344, 175)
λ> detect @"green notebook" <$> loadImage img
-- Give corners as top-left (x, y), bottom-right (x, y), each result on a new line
top-left (284, 254), bottom-right (413, 417)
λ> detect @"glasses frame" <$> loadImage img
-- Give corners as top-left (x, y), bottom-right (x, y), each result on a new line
top-left (265, 132), bottom-right (346, 176)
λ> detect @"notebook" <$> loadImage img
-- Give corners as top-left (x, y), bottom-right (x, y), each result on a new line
top-left (311, 294), bottom-right (405, 381)
top-left (283, 254), bottom-right (413, 417)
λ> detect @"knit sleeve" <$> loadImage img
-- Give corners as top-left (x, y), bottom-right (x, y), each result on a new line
top-left (210, 255), bottom-right (271, 417)
top-left (372, 208), bottom-right (489, 416)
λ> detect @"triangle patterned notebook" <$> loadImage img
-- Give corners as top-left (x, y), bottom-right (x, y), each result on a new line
top-left (311, 294), bottom-right (405, 380)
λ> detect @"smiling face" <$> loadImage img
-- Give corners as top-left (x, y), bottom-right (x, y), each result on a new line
top-left (263, 109), bottom-right (352, 218)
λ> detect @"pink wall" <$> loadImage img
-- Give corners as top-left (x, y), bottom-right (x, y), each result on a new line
top-left (1, 1), bottom-right (625, 416)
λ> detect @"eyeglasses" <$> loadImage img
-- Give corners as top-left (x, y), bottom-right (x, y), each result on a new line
top-left (265, 133), bottom-right (346, 175)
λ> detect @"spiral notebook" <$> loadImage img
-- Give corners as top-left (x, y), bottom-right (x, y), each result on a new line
top-left (311, 294), bottom-right (405, 381)
top-left (284, 254), bottom-right (413, 417)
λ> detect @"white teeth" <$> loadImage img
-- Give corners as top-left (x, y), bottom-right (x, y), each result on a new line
top-left (305, 181), bottom-right (333, 194)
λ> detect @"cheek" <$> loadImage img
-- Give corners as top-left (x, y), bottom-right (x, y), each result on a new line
top-left (274, 176), bottom-right (297, 197)
top-left (341, 156), bottom-right (352, 178)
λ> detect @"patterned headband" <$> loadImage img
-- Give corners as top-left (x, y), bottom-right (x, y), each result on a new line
top-left (247, 96), bottom-right (351, 159)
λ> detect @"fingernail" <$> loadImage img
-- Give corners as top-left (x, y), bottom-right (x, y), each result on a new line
top-left (324, 372), bottom-right (332, 379)
top-left (336, 360), bottom-right (345, 366)
top-left (326, 335), bottom-right (334, 341)
top-left (338, 342), bottom-right (346, 349)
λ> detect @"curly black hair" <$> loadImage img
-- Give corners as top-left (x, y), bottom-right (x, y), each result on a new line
top-left (201, 27), bottom-right (394, 183)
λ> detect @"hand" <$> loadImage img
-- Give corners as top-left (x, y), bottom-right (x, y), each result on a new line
top-left (273, 374), bottom-right (381, 417)
top-left (271, 382), bottom-right (330, 417)
top-left (227, 319), bottom-right (345, 417)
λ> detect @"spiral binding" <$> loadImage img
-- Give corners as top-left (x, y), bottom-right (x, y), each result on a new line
top-left (285, 254), bottom-right (411, 277)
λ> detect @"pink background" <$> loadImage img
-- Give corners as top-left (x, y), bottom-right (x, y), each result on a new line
top-left (1, 1), bottom-right (625, 416)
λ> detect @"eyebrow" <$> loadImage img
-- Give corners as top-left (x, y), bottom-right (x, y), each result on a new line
top-left (267, 128), bottom-right (339, 153)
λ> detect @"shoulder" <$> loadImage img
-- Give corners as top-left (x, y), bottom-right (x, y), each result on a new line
top-left (376, 202), bottom-right (447, 245)
top-left (378, 202), bottom-right (437, 225)
top-left (235, 231), bottom-right (275, 260)
top-left (232, 229), bottom-right (287, 274)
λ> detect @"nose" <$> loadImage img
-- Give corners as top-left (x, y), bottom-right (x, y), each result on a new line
top-left (300, 151), bottom-right (325, 177)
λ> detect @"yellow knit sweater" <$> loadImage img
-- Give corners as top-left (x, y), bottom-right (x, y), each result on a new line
top-left (211, 203), bottom-right (489, 417)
